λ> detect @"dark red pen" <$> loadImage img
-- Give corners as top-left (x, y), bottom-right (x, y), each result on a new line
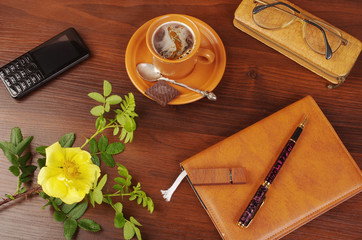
top-left (238, 117), bottom-right (307, 228)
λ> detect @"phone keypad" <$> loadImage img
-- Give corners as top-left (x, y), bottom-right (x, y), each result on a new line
top-left (0, 54), bottom-right (44, 98)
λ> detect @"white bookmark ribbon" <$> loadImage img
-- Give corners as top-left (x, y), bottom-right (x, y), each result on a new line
top-left (161, 170), bottom-right (187, 202)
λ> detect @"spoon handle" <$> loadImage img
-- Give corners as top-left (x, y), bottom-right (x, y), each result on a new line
top-left (159, 77), bottom-right (217, 101)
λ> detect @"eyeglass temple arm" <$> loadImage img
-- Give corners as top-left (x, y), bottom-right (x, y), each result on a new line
top-left (304, 19), bottom-right (333, 60)
top-left (253, 2), bottom-right (300, 15)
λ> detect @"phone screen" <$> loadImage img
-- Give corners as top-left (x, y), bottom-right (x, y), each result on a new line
top-left (29, 28), bottom-right (89, 77)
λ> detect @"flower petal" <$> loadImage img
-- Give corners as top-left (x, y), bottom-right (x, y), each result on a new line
top-left (42, 176), bottom-right (68, 199)
top-left (45, 142), bottom-right (65, 167)
top-left (60, 187), bottom-right (86, 204)
top-left (37, 166), bottom-right (63, 186)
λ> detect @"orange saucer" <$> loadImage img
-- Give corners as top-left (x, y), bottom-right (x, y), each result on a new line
top-left (125, 15), bottom-right (226, 105)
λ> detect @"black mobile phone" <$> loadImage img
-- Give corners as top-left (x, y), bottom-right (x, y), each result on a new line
top-left (0, 28), bottom-right (90, 98)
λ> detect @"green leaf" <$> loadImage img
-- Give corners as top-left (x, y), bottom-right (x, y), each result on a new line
top-left (0, 141), bottom-right (16, 154)
top-left (114, 213), bottom-right (125, 228)
top-left (54, 198), bottom-right (63, 206)
top-left (89, 138), bottom-right (98, 154)
top-left (54, 211), bottom-right (67, 222)
top-left (18, 187), bottom-right (27, 194)
top-left (4, 150), bottom-right (18, 166)
top-left (91, 155), bottom-right (100, 166)
top-left (19, 165), bottom-right (37, 175)
top-left (104, 103), bottom-right (110, 112)
top-left (61, 203), bottom-right (78, 214)
top-left (129, 195), bottom-right (137, 201)
top-left (117, 164), bottom-right (129, 178)
top-left (96, 174), bottom-right (107, 191)
top-left (93, 189), bottom-right (103, 205)
top-left (103, 80), bottom-right (112, 97)
top-left (59, 133), bottom-right (75, 148)
top-left (90, 105), bottom-right (104, 117)
top-left (9, 165), bottom-right (20, 176)
top-left (15, 136), bottom-right (33, 156)
top-left (68, 201), bottom-right (88, 220)
top-left (106, 142), bottom-right (125, 155)
top-left (89, 191), bottom-right (95, 207)
top-left (147, 197), bottom-right (154, 214)
top-left (130, 216), bottom-right (142, 227)
top-left (88, 92), bottom-right (105, 103)
top-left (95, 116), bottom-right (106, 130)
top-left (112, 184), bottom-right (123, 191)
top-left (134, 226), bottom-right (142, 240)
top-left (113, 126), bottom-right (120, 136)
top-left (98, 135), bottom-right (108, 152)
top-left (20, 176), bottom-right (31, 183)
top-left (64, 218), bottom-right (78, 240)
top-left (113, 202), bottom-right (123, 214)
top-left (19, 152), bottom-right (31, 166)
top-left (10, 127), bottom-right (23, 146)
top-left (37, 158), bottom-right (46, 169)
top-left (124, 221), bottom-right (135, 240)
top-left (106, 95), bottom-right (122, 105)
top-left (101, 152), bottom-right (114, 167)
top-left (5, 194), bottom-right (14, 200)
top-left (114, 177), bottom-right (126, 185)
top-left (35, 146), bottom-right (47, 156)
top-left (78, 219), bottom-right (101, 232)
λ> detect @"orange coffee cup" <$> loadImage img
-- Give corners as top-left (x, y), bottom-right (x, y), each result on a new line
top-left (146, 14), bottom-right (215, 79)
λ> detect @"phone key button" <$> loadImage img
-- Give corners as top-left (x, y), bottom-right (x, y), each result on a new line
top-left (14, 84), bottom-right (22, 92)
top-left (0, 70), bottom-right (5, 79)
top-left (8, 86), bottom-right (19, 96)
top-left (14, 62), bottom-right (21, 69)
top-left (19, 58), bottom-right (27, 66)
top-left (30, 75), bottom-right (38, 84)
top-left (4, 78), bottom-right (12, 87)
top-left (9, 64), bottom-right (16, 72)
top-left (4, 67), bottom-right (11, 75)
top-left (24, 55), bottom-right (32, 62)
top-left (35, 72), bottom-right (43, 81)
top-left (9, 76), bottom-right (17, 84)
top-left (14, 73), bottom-right (22, 81)
top-left (25, 78), bottom-right (32, 87)
top-left (19, 81), bottom-right (27, 90)
top-left (20, 70), bottom-right (27, 78)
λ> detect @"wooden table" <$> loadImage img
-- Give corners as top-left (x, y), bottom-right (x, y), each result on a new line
top-left (0, 0), bottom-right (361, 239)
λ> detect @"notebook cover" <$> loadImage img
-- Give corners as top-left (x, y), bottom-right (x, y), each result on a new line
top-left (181, 95), bottom-right (362, 240)
top-left (233, 0), bottom-right (362, 87)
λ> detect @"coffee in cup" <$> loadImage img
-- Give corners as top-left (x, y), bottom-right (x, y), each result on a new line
top-left (146, 14), bottom-right (215, 79)
top-left (152, 21), bottom-right (195, 60)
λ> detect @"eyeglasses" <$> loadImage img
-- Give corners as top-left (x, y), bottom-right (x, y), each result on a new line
top-left (252, 0), bottom-right (348, 60)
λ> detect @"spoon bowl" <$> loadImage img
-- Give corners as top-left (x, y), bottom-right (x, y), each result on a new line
top-left (136, 63), bottom-right (217, 101)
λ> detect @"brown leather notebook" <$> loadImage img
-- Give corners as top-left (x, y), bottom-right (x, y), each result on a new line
top-left (181, 96), bottom-right (362, 240)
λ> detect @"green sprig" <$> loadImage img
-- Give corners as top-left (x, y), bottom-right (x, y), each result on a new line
top-left (0, 127), bottom-right (35, 196)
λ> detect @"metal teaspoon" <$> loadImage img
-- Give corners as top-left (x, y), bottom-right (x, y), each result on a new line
top-left (136, 63), bottom-right (217, 101)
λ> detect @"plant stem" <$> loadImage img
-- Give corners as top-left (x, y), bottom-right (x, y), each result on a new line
top-left (0, 185), bottom-right (42, 207)
top-left (80, 122), bottom-right (114, 149)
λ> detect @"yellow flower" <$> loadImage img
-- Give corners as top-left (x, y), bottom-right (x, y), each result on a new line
top-left (38, 142), bottom-right (100, 204)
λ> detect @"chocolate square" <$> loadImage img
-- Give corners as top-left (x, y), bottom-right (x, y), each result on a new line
top-left (145, 81), bottom-right (180, 106)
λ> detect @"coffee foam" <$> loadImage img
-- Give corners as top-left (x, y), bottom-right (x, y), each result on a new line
top-left (152, 21), bottom-right (194, 60)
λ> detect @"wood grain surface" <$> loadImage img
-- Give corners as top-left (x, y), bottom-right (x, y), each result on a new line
top-left (0, 0), bottom-right (361, 239)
